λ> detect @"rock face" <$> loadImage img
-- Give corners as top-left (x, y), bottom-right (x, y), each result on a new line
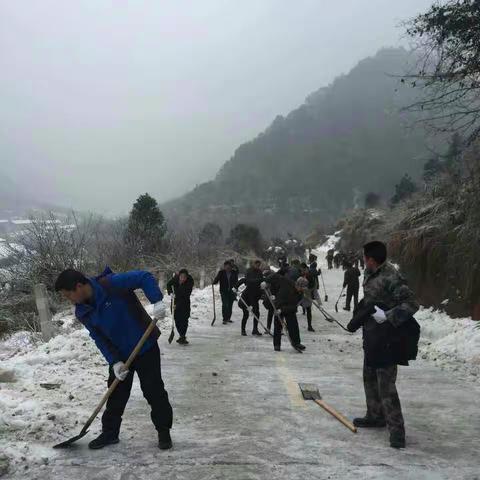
top-left (0, 369), bottom-right (15, 383)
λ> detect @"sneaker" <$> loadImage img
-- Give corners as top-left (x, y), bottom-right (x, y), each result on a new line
top-left (158, 429), bottom-right (172, 450)
top-left (353, 416), bottom-right (386, 428)
top-left (88, 431), bottom-right (119, 450)
top-left (177, 337), bottom-right (189, 345)
top-left (390, 432), bottom-right (406, 449)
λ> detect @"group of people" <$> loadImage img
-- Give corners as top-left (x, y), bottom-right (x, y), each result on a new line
top-left (326, 249), bottom-right (365, 270)
top-left (213, 254), bottom-right (323, 351)
top-left (53, 240), bottom-right (419, 452)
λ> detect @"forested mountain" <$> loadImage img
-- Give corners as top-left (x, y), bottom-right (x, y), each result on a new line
top-left (165, 48), bottom-right (438, 235)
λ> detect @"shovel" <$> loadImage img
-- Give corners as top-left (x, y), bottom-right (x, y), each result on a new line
top-left (53, 317), bottom-right (159, 449)
top-left (298, 383), bottom-right (357, 433)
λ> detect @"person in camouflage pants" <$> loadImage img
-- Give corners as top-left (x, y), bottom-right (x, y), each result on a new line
top-left (354, 241), bottom-right (419, 449)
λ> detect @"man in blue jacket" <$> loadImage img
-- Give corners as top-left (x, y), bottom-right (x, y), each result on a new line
top-left (54, 268), bottom-right (173, 450)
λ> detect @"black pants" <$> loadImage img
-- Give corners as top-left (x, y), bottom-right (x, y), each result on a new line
top-left (220, 291), bottom-right (236, 321)
top-left (263, 299), bottom-right (274, 330)
top-left (346, 285), bottom-right (359, 310)
top-left (306, 306), bottom-right (313, 329)
top-left (174, 308), bottom-right (189, 337)
top-left (273, 312), bottom-right (301, 347)
top-left (102, 343), bottom-right (173, 436)
top-left (239, 301), bottom-right (260, 333)
top-left (327, 258), bottom-right (333, 269)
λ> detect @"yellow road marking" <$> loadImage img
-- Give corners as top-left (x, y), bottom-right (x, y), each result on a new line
top-left (275, 354), bottom-right (307, 409)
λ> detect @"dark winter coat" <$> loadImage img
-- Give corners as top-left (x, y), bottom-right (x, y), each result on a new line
top-left (213, 269), bottom-right (239, 294)
top-left (237, 267), bottom-right (263, 305)
top-left (265, 273), bottom-right (302, 314)
top-left (75, 270), bottom-right (162, 365)
top-left (308, 261), bottom-right (320, 289)
top-left (167, 274), bottom-right (194, 315)
top-left (343, 266), bottom-right (361, 289)
top-left (363, 262), bottom-right (419, 328)
top-left (347, 300), bottom-right (420, 368)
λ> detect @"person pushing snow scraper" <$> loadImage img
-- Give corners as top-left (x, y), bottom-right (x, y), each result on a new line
top-left (54, 267), bottom-right (174, 450)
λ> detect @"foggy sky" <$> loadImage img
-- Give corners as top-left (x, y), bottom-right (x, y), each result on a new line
top-left (0, 0), bottom-right (434, 215)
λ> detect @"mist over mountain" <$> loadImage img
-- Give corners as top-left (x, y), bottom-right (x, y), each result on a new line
top-left (165, 48), bottom-right (436, 235)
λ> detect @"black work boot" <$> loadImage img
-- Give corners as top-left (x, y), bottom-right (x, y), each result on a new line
top-left (295, 343), bottom-right (306, 350)
top-left (88, 431), bottom-right (119, 450)
top-left (158, 429), bottom-right (172, 450)
top-left (390, 432), bottom-right (406, 449)
top-left (353, 416), bottom-right (386, 428)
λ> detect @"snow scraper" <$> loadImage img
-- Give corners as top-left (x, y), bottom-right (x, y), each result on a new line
top-left (211, 283), bottom-right (217, 326)
top-left (334, 287), bottom-right (345, 313)
top-left (168, 287), bottom-right (176, 344)
top-left (53, 317), bottom-right (159, 449)
top-left (238, 293), bottom-right (273, 337)
top-left (298, 383), bottom-right (357, 433)
top-left (320, 270), bottom-right (328, 302)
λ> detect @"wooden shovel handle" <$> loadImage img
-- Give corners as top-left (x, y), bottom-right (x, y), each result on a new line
top-left (314, 399), bottom-right (357, 433)
top-left (81, 318), bottom-right (159, 433)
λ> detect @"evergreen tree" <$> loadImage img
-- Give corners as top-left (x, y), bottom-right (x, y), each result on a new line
top-left (227, 224), bottom-right (264, 255)
top-left (390, 174), bottom-right (417, 205)
top-left (126, 193), bottom-right (166, 254)
top-left (423, 156), bottom-right (443, 182)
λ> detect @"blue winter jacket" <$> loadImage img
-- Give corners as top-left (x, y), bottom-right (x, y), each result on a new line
top-left (75, 270), bottom-right (163, 365)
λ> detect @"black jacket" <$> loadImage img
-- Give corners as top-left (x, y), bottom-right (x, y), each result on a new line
top-left (347, 300), bottom-right (420, 368)
top-left (167, 275), bottom-right (194, 313)
top-left (308, 261), bottom-right (320, 289)
top-left (237, 267), bottom-right (263, 305)
top-left (343, 266), bottom-right (361, 289)
top-left (213, 269), bottom-right (238, 294)
top-left (265, 273), bottom-right (302, 314)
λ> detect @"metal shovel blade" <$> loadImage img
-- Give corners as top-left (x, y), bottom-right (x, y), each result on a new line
top-left (298, 383), bottom-right (322, 401)
top-left (53, 429), bottom-right (89, 449)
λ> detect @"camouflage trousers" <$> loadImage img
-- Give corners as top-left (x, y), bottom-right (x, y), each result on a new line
top-left (363, 363), bottom-right (405, 437)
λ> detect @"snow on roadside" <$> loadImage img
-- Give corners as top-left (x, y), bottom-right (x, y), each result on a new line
top-left (0, 306), bottom-right (173, 475)
top-left (417, 307), bottom-right (480, 378)
top-left (315, 230), bottom-right (341, 254)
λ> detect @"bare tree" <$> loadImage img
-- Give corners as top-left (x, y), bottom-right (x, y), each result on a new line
top-left (403, 1), bottom-right (480, 144)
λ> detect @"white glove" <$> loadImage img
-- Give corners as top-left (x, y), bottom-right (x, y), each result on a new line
top-left (260, 281), bottom-right (268, 290)
top-left (270, 295), bottom-right (276, 300)
top-left (152, 301), bottom-right (166, 319)
top-left (113, 362), bottom-right (129, 381)
top-left (276, 309), bottom-right (282, 316)
top-left (373, 306), bottom-right (387, 324)
top-left (232, 288), bottom-right (237, 293)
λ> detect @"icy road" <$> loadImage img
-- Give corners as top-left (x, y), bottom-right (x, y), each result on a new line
top-left (1, 264), bottom-right (479, 479)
